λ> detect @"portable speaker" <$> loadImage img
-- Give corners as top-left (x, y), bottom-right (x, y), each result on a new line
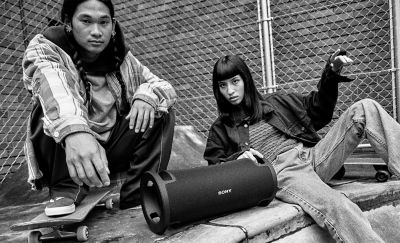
top-left (140, 158), bottom-right (277, 234)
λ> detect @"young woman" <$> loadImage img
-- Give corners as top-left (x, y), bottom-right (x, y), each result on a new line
top-left (23, 0), bottom-right (176, 216)
top-left (203, 51), bottom-right (400, 242)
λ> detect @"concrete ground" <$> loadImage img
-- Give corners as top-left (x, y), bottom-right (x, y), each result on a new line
top-left (1, 126), bottom-right (400, 242)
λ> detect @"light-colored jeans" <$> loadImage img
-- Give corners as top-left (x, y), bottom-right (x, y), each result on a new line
top-left (273, 98), bottom-right (399, 242)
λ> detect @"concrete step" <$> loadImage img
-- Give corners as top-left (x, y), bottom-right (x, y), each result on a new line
top-left (2, 126), bottom-right (400, 242)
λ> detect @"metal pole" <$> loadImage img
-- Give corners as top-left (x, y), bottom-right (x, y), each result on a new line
top-left (266, 0), bottom-right (276, 92)
top-left (257, 0), bottom-right (267, 94)
top-left (18, 0), bottom-right (28, 48)
top-left (260, 0), bottom-right (275, 93)
top-left (392, 0), bottom-right (400, 121)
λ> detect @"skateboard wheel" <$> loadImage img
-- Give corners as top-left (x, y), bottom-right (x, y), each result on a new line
top-left (76, 226), bottom-right (89, 241)
top-left (105, 198), bottom-right (113, 209)
top-left (28, 231), bottom-right (42, 243)
top-left (375, 170), bottom-right (390, 182)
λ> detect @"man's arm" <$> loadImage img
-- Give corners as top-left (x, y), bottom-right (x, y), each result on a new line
top-left (64, 132), bottom-right (110, 188)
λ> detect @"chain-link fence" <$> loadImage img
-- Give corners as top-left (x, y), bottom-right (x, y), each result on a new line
top-left (0, 0), bottom-right (398, 184)
top-left (271, 0), bottom-right (395, 134)
top-left (118, 0), bottom-right (264, 133)
top-left (0, 1), bottom-right (61, 183)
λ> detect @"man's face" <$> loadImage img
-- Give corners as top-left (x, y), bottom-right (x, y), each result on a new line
top-left (70, 0), bottom-right (114, 61)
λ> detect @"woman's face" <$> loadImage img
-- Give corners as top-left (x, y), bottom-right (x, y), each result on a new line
top-left (71, 0), bottom-right (114, 61)
top-left (218, 74), bottom-right (245, 106)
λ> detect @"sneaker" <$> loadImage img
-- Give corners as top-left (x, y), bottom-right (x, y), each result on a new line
top-left (45, 197), bottom-right (76, 216)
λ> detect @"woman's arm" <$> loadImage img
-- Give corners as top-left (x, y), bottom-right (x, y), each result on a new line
top-left (303, 49), bottom-right (353, 130)
top-left (204, 123), bottom-right (242, 165)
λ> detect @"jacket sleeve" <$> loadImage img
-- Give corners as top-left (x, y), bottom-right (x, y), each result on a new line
top-left (23, 34), bottom-right (95, 143)
top-left (303, 57), bottom-right (353, 130)
top-left (203, 124), bottom-right (242, 165)
top-left (122, 52), bottom-right (177, 115)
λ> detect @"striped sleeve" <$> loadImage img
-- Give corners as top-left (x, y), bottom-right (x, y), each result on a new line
top-left (23, 34), bottom-right (94, 143)
top-left (122, 52), bottom-right (177, 114)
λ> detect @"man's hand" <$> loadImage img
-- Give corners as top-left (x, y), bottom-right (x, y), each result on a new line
top-left (64, 132), bottom-right (110, 187)
top-left (126, 99), bottom-right (155, 133)
top-left (330, 49), bottom-right (353, 73)
top-left (237, 148), bottom-right (264, 163)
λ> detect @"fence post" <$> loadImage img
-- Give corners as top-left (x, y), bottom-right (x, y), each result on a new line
top-left (392, 0), bottom-right (400, 121)
top-left (260, 0), bottom-right (276, 93)
top-left (18, 0), bottom-right (28, 48)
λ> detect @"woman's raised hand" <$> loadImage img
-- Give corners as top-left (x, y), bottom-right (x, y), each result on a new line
top-left (330, 49), bottom-right (353, 73)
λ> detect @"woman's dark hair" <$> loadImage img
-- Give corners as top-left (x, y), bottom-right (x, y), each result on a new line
top-left (60, 0), bottom-right (129, 112)
top-left (212, 55), bottom-right (264, 122)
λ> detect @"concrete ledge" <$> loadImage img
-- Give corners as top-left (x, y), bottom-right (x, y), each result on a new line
top-left (2, 126), bottom-right (400, 242)
top-left (159, 179), bottom-right (400, 242)
top-left (331, 179), bottom-right (400, 211)
top-left (159, 201), bottom-right (312, 243)
top-left (2, 182), bottom-right (400, 243)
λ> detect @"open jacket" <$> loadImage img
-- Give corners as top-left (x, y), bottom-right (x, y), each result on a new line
top-left (204, 62), bottom-right (352, 165)
top-left (23, 26), bottom-right (177, 188)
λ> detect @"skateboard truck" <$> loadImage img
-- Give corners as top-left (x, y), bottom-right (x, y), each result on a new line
top-left (334, 143), bottom-right (391, 182)
top-left (29, 225), bottom-right (89, 242)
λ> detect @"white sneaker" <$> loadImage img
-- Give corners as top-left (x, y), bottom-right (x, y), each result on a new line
top-left (45, 197), bottom-right (75, 216)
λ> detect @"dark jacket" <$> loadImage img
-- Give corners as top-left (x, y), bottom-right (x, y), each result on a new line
top-left (204, 63), bottom-right (353, 165)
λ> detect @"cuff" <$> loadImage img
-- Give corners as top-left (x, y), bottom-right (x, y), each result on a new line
top-left (55, 124), bottom-right (98, 144)
top-left (325, 67), bottom-right (354, 83)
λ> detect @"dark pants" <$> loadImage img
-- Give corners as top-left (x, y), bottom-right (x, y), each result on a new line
top-left (30, 104), bottom-right (175, 209)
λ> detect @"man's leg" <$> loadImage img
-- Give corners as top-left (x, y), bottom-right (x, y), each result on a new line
top-left (30, 104), bottom-right (88, 215)
top-left (104, 110), bottom-right (175, 209)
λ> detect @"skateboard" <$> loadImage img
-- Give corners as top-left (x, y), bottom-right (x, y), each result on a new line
top-left (10, 189), bottom-right (113, 243)
top-left (334, 143), bottom-right (391, 182)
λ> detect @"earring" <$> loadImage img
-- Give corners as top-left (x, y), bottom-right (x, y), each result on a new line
top-left (112, 30), bottom-right (116, 37)
top-left (66, 25), bottom-right (72, 33)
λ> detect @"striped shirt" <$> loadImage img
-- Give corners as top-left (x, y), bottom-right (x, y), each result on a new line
top-left (23, 33), bottom-right (177, 187)
top-left (249, 120), bottom-right (300, 164)
top-left (23, 33), bottom-right (177, 143)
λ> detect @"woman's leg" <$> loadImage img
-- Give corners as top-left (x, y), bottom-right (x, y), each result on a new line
top-left (274, 145), bottom-right (384, 242)
top-left (104, 110), bottom-right (175, 209)
top-left (312, 98), bottom-right (400, 182)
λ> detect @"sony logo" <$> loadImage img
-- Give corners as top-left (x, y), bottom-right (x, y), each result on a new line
top-left (218, 189), bottom-right (232, 195)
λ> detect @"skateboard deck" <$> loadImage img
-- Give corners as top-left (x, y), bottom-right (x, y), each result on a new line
top-left (10, 189), bottom-right (112, 242)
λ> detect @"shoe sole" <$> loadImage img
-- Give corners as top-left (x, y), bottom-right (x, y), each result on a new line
top-left (45, 204), bottom-right (76, 217)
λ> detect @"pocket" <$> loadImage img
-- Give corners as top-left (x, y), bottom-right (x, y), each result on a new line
top-left (274, 147), bottom-right (299, 174)
top-left (295, 145), bottom-right (312, 163)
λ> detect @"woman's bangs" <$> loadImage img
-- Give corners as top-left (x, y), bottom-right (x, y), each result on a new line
top-left (214, 61), bottom-right (239, 82)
